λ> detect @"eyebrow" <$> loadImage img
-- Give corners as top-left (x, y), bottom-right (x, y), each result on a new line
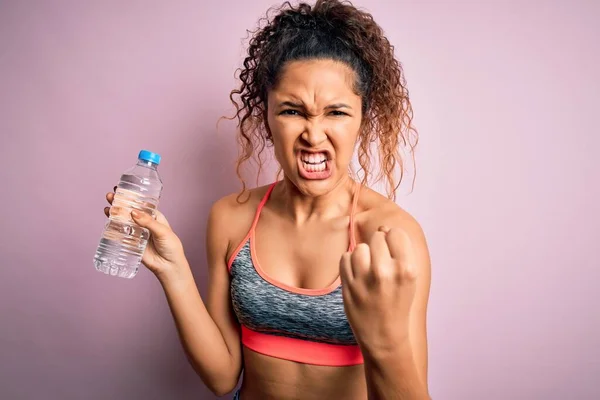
top-left (278, 101), bottom-right (353, 110)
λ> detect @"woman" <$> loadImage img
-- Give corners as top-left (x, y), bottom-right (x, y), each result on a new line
top-left (105, 1), bottom-right (431, 398)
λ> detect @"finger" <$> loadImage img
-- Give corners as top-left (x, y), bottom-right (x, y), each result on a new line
top-left (385, 228), bottom-right (412, 261)
top-left (339, 251), bottom-right (353, 283)
top-left (104, 207), bottom-right (109, 217)
top-left (131, 209), bottom-right (171, 239)
top-left (369, 231), bottom-right (391, 276)
top-left (106, 192), bottom-right (114, 205)
top-left (350, 243), bottom-right (370, 278)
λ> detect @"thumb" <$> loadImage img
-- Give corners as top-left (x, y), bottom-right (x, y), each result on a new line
top-left (131, 210), bottom-right (170, 238)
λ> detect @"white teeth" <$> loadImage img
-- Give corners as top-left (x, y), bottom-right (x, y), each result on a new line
top-left (300, 151), bottom-right (328, 174)
top-left (302, 161), bottom-right (326, 172)
top-left (300, 151), bottom-right (327, 164)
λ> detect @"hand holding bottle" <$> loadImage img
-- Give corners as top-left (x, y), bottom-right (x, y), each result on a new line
top-left (104, 189), bottom-right (188, 281)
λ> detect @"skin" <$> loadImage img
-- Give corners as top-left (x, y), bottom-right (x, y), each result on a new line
top-left (104, 59), bottom-right (431, 399)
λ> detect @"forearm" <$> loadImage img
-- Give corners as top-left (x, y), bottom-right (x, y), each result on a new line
top-left (362, 339), bottom-right (430, 400)
top-left (159, 265), bottom-right (239, 394)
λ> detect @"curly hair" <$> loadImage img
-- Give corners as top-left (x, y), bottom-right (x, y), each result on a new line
top-left (227, 0), bottom-right (418, 201)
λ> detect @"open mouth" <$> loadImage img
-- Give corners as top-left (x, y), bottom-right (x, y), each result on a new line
top-left (297, 150), bottom-right (332, 180)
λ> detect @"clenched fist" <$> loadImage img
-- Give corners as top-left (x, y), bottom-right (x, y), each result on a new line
top-left (340, 226), bottom-right (418, 351)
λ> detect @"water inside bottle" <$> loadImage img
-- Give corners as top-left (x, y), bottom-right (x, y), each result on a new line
top-left (93, 173), bottom-right (160, 278)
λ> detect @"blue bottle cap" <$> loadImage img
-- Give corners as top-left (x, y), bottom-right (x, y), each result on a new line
top-left (138, 150), bottom-right (161, 165)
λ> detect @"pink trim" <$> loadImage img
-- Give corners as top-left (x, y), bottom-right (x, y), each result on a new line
top-left (241, 325), bottom-right (364, 366)
top-left (226, 183), bottom-right (278, 272)
top-left (229, 180), bottom-right (362, 294)
top-left (227, 230), bottom-right (251, 272)
top-left (250, 231), bottom-right (342, 295)
top-left (250, 182), bottom-right (278, 231)
top-left (348, 180), bottom-right (361, 251)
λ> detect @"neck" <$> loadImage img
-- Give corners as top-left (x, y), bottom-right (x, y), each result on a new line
top-left (275, 175), bottom-right (356, 224)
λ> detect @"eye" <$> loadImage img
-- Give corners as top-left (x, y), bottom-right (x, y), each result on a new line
top-left (330, 110), bottom-right (348, 116)
top-left (280, 109), bottom-right (301, 116)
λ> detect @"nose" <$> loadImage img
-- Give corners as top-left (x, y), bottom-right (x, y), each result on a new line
top-left (301, 121), bottom-right (328, 147)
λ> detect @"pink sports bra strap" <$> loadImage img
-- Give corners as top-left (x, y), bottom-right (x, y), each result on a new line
top-left (250, 180), bottom-right (360, 250)
top-left (249, 182), bottom-right (277, 232)
top-left (349, 180), bottom-right (361, 251)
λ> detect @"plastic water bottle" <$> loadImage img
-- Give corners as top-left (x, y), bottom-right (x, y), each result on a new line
top-left (93, 150), bottom-right (163, 278)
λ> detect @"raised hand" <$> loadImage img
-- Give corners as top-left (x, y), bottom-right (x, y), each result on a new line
top-left (339, 226), bottom-right (418, 350)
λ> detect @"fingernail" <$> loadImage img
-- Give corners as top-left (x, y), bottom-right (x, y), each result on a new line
top-left (131, 210), bottom-right (140, 218)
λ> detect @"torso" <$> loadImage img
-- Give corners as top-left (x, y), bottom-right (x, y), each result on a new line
top-left (240, 349), bottom-right (366, 400)
top-left (224, 180), bottom-right (409, 400)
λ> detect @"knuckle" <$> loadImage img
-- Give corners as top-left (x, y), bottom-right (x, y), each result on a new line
top-left (396, 262), bottom-right (417, 282)
top-left (373, 263), bottom-right (393, 281)
top-left (351, 244), bottom-right (370, 262)
top-left (404, 264), bottom-right (418, 280)
top-left (356, 242), bottom-right (369, 250)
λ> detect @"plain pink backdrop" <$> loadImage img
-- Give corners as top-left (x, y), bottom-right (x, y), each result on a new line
top-left (0, 1), bottom-right (598, 399)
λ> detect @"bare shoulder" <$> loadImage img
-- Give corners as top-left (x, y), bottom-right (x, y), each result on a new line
top-left (207, 184), bottom-right (273, 265)
top-left (354, 185), bottom-right (431, 284)
top-left (355, 186), bottom-right (427, 246)
top-left (355, 185), bottom-right (432, 323)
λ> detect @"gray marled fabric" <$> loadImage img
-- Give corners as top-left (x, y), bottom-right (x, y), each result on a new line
top-left (230, 240), bottom-right (357, 345)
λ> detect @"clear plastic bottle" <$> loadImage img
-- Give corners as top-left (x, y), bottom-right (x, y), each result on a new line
top-left (93, 150), bottom-right (163, 278)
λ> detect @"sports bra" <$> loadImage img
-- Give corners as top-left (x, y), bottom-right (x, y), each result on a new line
top-left (227, 180), bottom-right (364, 366)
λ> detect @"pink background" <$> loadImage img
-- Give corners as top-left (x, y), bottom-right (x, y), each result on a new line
top-left (1, 1), bottom-right (598, 399)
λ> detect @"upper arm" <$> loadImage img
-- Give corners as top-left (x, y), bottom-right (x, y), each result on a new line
top-left (366, 207), bottom-right (432, 388)
top-left (404, 217), bottom-right (431, 389)
top-left (204, 195), bottom-right (244, 380)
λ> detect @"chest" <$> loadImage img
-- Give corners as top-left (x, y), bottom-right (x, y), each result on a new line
top-left (253, 213), bottom-right (351, 290)
top-left (229, 241), bottom-right (357, 345)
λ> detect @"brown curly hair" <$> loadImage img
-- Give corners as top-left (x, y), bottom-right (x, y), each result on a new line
top-left (227, 0), bottom-right (418, 201)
